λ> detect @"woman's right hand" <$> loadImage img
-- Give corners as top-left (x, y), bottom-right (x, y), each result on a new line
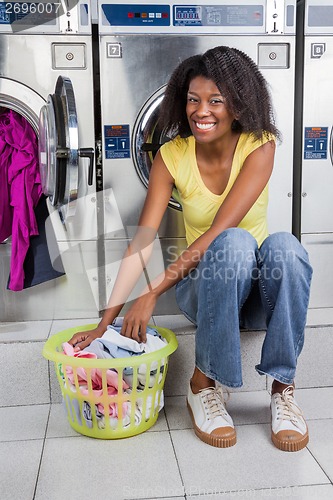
top-left (67, 325), bottom-right (105, 352)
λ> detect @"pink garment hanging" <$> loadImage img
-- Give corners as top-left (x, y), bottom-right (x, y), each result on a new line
top-left (0, 109), bottom-right (42, 290)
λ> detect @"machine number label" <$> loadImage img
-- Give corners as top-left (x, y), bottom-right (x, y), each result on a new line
top-left (104, 125), bottom-right (130, 159)
top-left (107, 42), bottom-right (122, 58)
top-left (304, 127), bottom-right (328, 160)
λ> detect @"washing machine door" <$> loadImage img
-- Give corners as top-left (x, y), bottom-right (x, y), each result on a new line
top-left (132, 86), bottom-right (181, 211)
top-left (39, 75), bottom-right (94, 220)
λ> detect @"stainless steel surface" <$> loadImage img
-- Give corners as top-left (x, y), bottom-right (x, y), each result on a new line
top-left (52, 43), bottom-right (87, 69)
top-left (0, 33), bottom-right (96, 241)
top-left (39, 98), bottom-right (58, 204)
top-left (0, 2), bottom-right (100, 320)
top-left (55, 75), bottom-right (80, 217)
top-left (301, 35), bottom-right (333, 234)
top-left (99, 0), bottom-right (296, 314)
top-left (100, 34), bottom-right (296, 237)
top-left (301, 0), bottom-right (333, 317)
top-left (302, 234), bottom-right (333, 309)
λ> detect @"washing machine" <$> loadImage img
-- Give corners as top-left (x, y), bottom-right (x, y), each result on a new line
top-left (0, 1), bottom-right (100, 320)
top-left (98, 0), bottom-right (297, 314)
top-left (300, 0), bottom-right (333, 324)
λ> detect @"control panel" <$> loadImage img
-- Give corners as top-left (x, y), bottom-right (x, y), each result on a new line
top-left (173, 5), bottom-right (263, 27)
top-left (101, 4), bottom-right (170, 27)
top-left (99, 1), bottom-right (296, 34)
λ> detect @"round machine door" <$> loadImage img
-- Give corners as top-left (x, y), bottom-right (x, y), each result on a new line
top-left (39, 76), bottom-right (94, 220)
top-left (132, 86), bottom-right (181, 211)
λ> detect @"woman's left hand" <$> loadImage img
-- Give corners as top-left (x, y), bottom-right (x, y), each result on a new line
top-left (120, 291), bottom-right (158, 343)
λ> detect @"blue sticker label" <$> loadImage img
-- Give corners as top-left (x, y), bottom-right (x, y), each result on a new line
top-left (104, 125), bottom-right (130, 159)
top-left (304, 127), bottom-right (328, 160)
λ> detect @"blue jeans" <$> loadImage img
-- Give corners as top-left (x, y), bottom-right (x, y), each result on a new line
top-left (175, 228), bottom-right (313, 388)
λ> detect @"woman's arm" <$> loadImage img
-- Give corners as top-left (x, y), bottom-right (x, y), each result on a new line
top-left (68, 151), bottom-right (175, 348)
top-left (70, 139), bottom-right (275, 346)
top-left (121, 140), bottom-right (275, 338)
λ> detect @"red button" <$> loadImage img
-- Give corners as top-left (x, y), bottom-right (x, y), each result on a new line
top-left (128, 12), bottom-right (134, 18)
top-left (162, 12), bottom-right (169, 18)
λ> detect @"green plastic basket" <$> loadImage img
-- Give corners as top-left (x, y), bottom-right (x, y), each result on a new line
top-left (43, 324), bottom-right (178, 439)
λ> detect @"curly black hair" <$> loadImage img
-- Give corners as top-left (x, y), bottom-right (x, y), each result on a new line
top-left (159, 45), bottom-right (280, 142)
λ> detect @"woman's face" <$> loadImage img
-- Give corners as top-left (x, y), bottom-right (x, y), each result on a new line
top-left (186, 76), bottom-right (236, 143)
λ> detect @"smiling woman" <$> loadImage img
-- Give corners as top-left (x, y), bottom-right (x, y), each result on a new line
top-left (68, 45), bottom-right (312, 453)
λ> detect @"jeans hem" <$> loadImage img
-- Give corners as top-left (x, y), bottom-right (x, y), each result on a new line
top-left (255, 365), bottom-right (294, 385)
top-left (195, 363), bottom-right (243, 389)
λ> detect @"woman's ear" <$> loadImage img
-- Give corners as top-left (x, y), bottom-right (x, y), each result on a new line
top-left (231, 119), bottom-right (240, 131)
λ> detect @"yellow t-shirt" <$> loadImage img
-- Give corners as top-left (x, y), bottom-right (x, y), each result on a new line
top-left (160, 133), bottom-right (274, 247)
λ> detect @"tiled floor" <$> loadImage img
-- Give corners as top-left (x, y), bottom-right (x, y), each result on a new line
top-left (1, 317), bottom-right (333, 500)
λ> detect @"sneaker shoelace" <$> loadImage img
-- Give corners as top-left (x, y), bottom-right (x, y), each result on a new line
top-left (200, 387), bottom-right (229, 421)
top-left (273, 386), bottom-right (305, 427)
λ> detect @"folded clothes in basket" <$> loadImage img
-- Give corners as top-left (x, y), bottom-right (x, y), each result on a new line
top-left (81, 318), bottom-right (167, 382)
top-left (61, 318), bottom-right (167, 430)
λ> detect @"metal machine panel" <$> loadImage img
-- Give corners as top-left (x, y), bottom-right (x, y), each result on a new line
top-left (99, 0), bottom-right (296, 35)
top-left (301, 36), bottom-right (333, 234)
top-left (0, 34), bottom-right (97, 242)
top-left (301, 0), bottom-right (333, 317)
top-left (0, 2), bottom-right (100, 320)
top-left (98, 0), bottom-right (297, 314)
top-left (302, 234), bottom-right (333, 310)
top-left (100, 34), bottom-right (296, 237)
top-left (0, 240), bottom-right (99, 320)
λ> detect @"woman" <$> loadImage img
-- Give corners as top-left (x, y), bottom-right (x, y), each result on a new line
top-left (69, 46), bottom-right (312, 451)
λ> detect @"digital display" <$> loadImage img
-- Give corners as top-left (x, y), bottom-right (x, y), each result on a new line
top-left (174, 4), bottom-right (264, 27)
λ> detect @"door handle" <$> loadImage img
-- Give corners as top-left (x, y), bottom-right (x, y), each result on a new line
top-left (79, 148), bottom-right (95, 186)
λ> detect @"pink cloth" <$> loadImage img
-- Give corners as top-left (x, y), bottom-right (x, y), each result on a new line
top-left (0, 109), bottom-right (42, 290)
top-left (62, 342), bottom-right (129, 417)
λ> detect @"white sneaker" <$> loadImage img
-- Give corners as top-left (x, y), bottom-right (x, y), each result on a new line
top-left (187, 385), bottom-right (236, 448)
top-left (271, 386), bottom-right (309, 452)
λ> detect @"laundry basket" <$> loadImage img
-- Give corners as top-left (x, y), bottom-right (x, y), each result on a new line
top-left (43, 324), bottom-right (178, 439)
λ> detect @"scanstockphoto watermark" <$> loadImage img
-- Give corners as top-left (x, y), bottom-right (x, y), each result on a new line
top-left (2, 0), bottom-right (80, 33)
top-left (166, 244), bottom-right (298, 283)
top-left (43, 189), bottom-right (302, 305)
top-left (186, 485), bottom-right (299, 497)
top-left (166, 244), bottom-right (299, 266)
top-left (123, 485), bottom-right (298, 498)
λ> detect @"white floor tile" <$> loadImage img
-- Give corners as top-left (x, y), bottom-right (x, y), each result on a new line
top-left (307, 419), bottom-right (333, 482)
top-left (294, 387), bottom-right (333, 420)
top-left (295, 327), bottom-right (333, 388)
top-left (0, 320), bottom-right (52, 342)
top-left (226, 389), bottom-right (272, 425)
top-left (0, 342), bottom-right (50, 407)
top-left (46, 403), bottom-right (81, 439)
top-left (170, 425), bottom-right (329, 495)
top-left (164, 396), bottom-right (191, 430)
top-left (153, 314), bottom-right (195, 335)
top-left (49, 318), bottom-right (100, 338)
top-left (187, 484), bottom-right (333, 499)
top-left (0, 404), bottom-right (49, 441)
top-left (164, 334), bottom-right (195, 397)
top-left (0, 440), bottom-right (44, 500)
top-left (35, 433), bottom-right (184, 500)
top-left (282, 484), bottom-right (333, 499)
